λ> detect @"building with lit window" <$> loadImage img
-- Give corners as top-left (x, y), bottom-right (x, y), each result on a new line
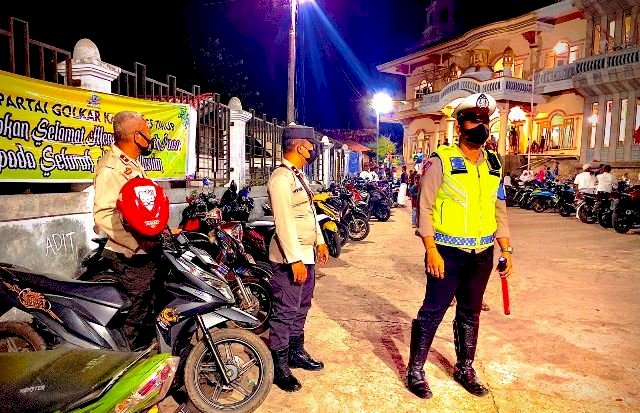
top-left (378, 0), bottom-right (640, 173)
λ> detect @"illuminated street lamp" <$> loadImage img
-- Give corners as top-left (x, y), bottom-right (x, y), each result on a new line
top-left (372, 92), bottom-right (393, 165)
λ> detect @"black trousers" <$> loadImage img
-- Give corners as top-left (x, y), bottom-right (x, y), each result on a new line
top-left (268, 262), bottom-right (315, 351)
top-left (102, 249), bottom-right (158, 349)
top-left (417, 245), bottom-right (494, 346)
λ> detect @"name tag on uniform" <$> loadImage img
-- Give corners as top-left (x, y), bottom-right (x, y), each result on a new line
top-left (450, 157), bottom-right (467, 174)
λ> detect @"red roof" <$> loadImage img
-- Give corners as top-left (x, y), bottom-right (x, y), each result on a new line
top-left (345, 140), bottom-right (372, 152)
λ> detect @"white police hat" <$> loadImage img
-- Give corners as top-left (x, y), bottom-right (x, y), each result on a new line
top-left (451, 93), bottom-right (497, 120)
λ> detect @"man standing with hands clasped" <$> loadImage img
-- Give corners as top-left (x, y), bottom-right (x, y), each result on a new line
top-left (267, 124), bottom-right (330, 392)
top-left (406, 93), bottom-right (513, 399)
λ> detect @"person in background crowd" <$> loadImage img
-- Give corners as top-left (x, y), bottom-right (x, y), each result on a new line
top-left (574, 163), bottom-right (597, 219)
top-left (539, 136), bottom-right (546, 153)
top-left (596, 165), bottom-right (617, 194)
top-left (359, 167), bottom-right (371, 181)
top-left (545, 166), bottom-right (554, 182)
top-left (621, 173), bottom-right (632, 186)
top-left (370, 165), bottom-right (380, 182)
top-left (398, 165), bottom-right (408, 207)
top-left (531, 141), bottom-right (538, 154)
top-left (413, 148), bottom-right (425, 174)
top-left (553, 162), bottom-right (560, 178)
top-left (535, 166), bottom-right (547, 182)
top-left (409, 174), bottom-right (421, 228)
top-left (519, 169), bottom-right (531, 182)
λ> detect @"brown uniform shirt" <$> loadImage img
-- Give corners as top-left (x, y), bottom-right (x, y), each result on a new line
top-left (416, 152), bottom-right (510, 243)
top-left (268, 158), bottom-right (325, 265)
top-left (93, 145), bottom-right (147, 258)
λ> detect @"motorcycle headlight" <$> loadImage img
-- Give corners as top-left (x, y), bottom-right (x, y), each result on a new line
top-left (176, 257), bottom-right (235, 303)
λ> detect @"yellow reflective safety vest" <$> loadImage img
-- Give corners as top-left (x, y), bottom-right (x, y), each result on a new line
top-left (432, 145), bottom-right (502, 249)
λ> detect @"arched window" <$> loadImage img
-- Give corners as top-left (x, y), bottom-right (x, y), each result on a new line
top-left (550, 113), bottom-right (564, 149)
top-left (440, 7), bottom-right (449, 23)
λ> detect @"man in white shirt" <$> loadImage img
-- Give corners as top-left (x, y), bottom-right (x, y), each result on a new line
top-left (574, 163), bottom-right (597, 192)
top-left (596, 165), bottom-right (617, 193)
top-left (370, 167), bottom-right (380, 182)
top-left (574, 163), bottom-right (597, 219)
top-left (359, 169), bottom-right (371, 181)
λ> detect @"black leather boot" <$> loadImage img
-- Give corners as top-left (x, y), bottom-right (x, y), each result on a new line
top-left (289, 334), bottom-right (324, 371)
top-left (406, 319), bottom-right (434, 399)
top-left (271, 347), bottom-right (302, 392)
top-left (452, 319), bottom-right (489, 397)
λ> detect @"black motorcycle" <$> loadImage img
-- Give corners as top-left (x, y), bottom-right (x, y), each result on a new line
top-left (0, 230), bottom-right (274, 413)
top-left (612, 185), bottom-right (640, 234)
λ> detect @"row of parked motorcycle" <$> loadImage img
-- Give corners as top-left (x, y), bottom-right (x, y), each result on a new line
top-left (0, 176), bottom-right (397, 413)
top-left (505, 178), bottom-right (640, 233)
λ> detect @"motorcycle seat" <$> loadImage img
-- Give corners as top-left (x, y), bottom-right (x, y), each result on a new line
top-left (0, 347), bottom-right (141, 413)
top-left (0, 264), bottom-right (126, 308)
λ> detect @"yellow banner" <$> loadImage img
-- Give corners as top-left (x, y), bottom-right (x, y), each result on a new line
top-left (0, 71), bottom-right (192, 182)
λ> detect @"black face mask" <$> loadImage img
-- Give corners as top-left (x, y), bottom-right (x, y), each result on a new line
top-left (461, 124), bottom-right (490, 145)
top-left (299, 146), bottom-right (318, 165)
top-left (136, 131), bottom-right (153, 156)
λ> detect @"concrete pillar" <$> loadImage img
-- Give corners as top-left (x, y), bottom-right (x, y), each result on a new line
top-left (625, 6), bottom-right (640, 44)
top-left (321, 136), bottom-right (333, 187)
top-left (614, 11), bottom-right (624, 48)
top-left (402, 125), bottom-right (410, 164)
top-left (342, 145), bottom-right (350, 179)
top-left (585, 18), bottom-right (594, 58)
top-left (57, 39), bottom-right (121, 93)
top-left (228, 97), bottom-right (253, 187)
top-left (624, 90), bottom-right (636, 161)
top-left (446, 118), bottom-right (455, 145)
top-left (600, 14), bottom-right (608, 53)
top-left (498, 103), bottom-right (509, 156)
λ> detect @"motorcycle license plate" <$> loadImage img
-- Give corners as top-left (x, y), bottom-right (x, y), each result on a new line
top-left (245, 253), bottom-right (256, 264)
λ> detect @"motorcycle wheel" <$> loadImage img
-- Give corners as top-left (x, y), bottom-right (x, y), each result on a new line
top-left (612, 210), bottom-right (632, 234)
top-left (531, 199), bottom-right (547, 213)
top-left (598, 210), bottom-right (613, 228)
top-left (0, 321), bottom-right (46, 352)
top-left (231, 277), bottom-right (273, 335)
top-left (577, 204), bottom-right (596, 224)
top-left (348, 215), bottom-right (370, 241)
top-left (185, 328), bottom-right (273, 413)
top-left (338, 224), bottom-right (349, 246)
top-left (324, 229), bottom-right (342, 258)
top-left (373, 206), bottom-right (391, 222)
top-left (559, 203), bottom-right (573, 217)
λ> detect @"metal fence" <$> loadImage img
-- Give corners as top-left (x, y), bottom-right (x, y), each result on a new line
top-left (246, 110), bottom-right (284, 186)
top-left (0, 16), bottom-right (232, 185)
top-left (0, 17), bottom-right (72, 84)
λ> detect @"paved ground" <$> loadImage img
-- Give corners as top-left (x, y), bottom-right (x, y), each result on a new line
top-left (254, 206), bottom-right (640, 413)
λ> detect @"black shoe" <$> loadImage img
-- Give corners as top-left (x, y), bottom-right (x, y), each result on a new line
top-left (289, 335), bottom-right (324, 371)
top-left (271, 347), bottom-right (302, 392)
top-left (453, 363), bottom-right (489, 397)
top-left (406, 319), bottom-right (436, 399)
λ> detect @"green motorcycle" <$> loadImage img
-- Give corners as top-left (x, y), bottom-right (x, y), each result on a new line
top-left (0, 346), bottom-right (178, 413)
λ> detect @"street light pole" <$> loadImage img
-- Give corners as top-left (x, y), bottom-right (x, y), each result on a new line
top-left (287, 0), bottom-right (298, 124)
top-left (376, 110), bottom-right (380, 166)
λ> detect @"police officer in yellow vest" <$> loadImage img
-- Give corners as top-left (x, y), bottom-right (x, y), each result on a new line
top-left (407, 93), bottom-right (513, 399)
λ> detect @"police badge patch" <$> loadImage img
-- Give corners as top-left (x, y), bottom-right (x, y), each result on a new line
top-left (422, 160), bottom-right (432, 173)
top-left (476, 94), bottom-right (489, 109)
top-left (450, 157), bottom-right (467, 174)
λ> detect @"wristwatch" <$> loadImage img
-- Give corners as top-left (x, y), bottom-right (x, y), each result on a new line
top-left (501, 246), bottom-right (514, 254)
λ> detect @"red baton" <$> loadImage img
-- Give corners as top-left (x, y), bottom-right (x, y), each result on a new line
top-left (497, 257), bottom-right (510, 315)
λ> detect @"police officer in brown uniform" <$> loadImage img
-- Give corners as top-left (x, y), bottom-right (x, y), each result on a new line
top-left (268, 125), bottom-right (330, 392)
top-left (407, 93), bottom-right (513, 399)
top-left (93, 110), bottom-right (157, 349)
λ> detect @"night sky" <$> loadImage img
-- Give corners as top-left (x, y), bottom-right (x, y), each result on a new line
top-left (1, 0), bottom-right (552, 139)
